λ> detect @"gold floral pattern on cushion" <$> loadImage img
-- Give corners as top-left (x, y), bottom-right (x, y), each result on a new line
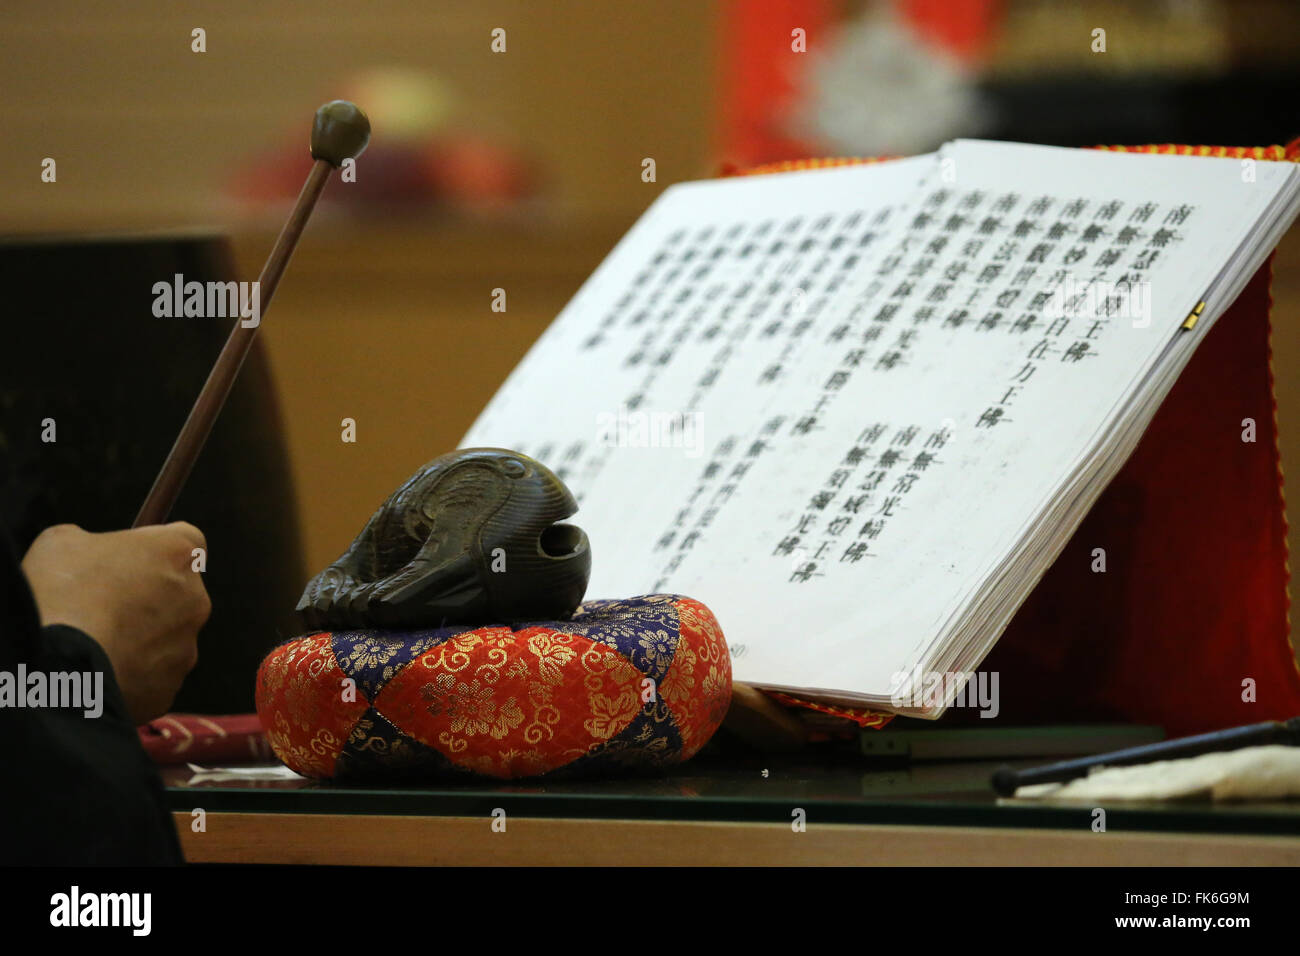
top-left (255, 632), bottom-right (368, 777)
top-left (255, 595), bottom-right (732, 780)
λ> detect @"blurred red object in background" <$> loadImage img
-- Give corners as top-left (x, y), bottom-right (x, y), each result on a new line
top-left (226, 67), bottom-right (538, 215)
top-left (228, 132), bottom-right (537, 214)
top-left (717, 0), bottom-right (1003, 167)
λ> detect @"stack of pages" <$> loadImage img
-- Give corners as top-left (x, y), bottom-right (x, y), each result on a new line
top-left (463, 140), bottom-right (1300, 717)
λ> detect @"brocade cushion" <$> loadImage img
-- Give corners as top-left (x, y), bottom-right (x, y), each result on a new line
top-left (255, 594), bottom-right (731, 780)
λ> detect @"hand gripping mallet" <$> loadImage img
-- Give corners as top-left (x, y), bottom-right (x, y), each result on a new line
top-left (133, 101), bottom-right (370, 528)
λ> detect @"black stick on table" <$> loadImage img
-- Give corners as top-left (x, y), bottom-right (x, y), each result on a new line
top-left (991, 716), bottom-right (1300, 797)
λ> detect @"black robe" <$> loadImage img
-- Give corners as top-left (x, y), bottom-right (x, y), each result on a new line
top-left (0, 530), bottom-right (183, 865)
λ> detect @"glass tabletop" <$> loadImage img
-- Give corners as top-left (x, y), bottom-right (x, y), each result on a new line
top-left (163, 749), bottom-right (1300, 836)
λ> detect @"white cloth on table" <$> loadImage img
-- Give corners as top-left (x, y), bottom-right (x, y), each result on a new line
top-left (1013, 745), bottom-right (1300, 801)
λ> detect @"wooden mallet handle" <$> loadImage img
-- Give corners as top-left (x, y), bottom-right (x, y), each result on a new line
top-left (133, 101), bottom-right (370, 528)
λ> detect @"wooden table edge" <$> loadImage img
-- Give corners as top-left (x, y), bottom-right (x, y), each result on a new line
top-left (175, 812), bottom-right (1300, 866)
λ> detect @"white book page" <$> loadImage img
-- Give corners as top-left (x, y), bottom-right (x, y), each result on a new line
top-left (463, 142), bottom-right (1294, 702)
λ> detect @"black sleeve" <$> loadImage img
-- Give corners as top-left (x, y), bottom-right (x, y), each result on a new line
top-left (0, 530), bottom-right (183, 865)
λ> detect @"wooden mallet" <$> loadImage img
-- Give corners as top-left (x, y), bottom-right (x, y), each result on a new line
top-left (133, 101), bottom-right (370, 528)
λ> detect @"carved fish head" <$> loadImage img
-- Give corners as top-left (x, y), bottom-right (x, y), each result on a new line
top-left (296, 448), bottom-right (590, 630)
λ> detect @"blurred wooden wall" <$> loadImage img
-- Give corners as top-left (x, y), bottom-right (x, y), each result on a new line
top-left (0, 0), bottom-right (718, 229)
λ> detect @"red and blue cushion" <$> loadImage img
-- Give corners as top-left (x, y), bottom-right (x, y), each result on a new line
top-left (255, 594), bottom-right (731, 780)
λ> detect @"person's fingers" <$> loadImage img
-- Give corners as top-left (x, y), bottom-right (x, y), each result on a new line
top-left (164, 520), bottom-right (207, 550)
top-left (132, 524), bottom-right (211, 625)
top-left (167, 551), bottom-right (212, 628)
top-left (133, 521), bottom-right (207, 573)
top-left (190, 578), bottom-right (213, 629)
top-left (176, 624), bottom-right (201, 674)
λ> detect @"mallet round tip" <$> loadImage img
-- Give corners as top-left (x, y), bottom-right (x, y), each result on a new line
top-left (310, 100), bottom-right (371, 166)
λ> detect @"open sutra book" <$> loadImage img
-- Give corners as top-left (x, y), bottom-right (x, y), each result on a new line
top-left (462, 140), bottom-right (1300, 718)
